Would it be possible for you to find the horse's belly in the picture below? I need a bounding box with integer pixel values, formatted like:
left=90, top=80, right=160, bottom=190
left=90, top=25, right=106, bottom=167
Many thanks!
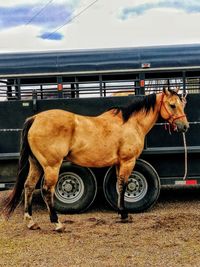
left=66, top=148, right=118, bottom=168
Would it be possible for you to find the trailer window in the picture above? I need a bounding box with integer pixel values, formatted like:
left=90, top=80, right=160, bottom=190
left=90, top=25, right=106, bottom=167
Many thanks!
left=0, top=79, right=7, bottom=101
left=186, top=78, right=200, bottom=93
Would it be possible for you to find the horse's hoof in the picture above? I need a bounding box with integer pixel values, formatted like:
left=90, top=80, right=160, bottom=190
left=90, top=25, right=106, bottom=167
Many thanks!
left=28, top=222, right=41, bottom=230
left=116, top=215, right=133, bottom=224
left=121, top=215, right=133, bottom=223
left=55, top=225, right=65, bottom=233
left=121, top=212, right=128, bottom=220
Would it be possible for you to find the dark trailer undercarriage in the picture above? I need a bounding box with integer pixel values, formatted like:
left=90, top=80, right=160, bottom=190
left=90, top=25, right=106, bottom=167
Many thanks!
left=0, top=43, right=200, bottom=213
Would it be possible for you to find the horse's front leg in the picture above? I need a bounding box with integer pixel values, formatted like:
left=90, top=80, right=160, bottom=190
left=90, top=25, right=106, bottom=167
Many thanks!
left=117, top=158, right=136, bottom=221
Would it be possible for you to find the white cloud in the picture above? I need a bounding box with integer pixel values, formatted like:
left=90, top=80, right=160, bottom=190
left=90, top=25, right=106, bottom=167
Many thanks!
left=0, top=25, right=50, bottom=52
left=56, top=0, right=200, bottom=49
left=0, top=0, right=200, bottom=52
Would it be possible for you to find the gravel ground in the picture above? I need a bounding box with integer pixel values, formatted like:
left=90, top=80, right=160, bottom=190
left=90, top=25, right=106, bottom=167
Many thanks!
left=1, top=187, right=200, bottom=267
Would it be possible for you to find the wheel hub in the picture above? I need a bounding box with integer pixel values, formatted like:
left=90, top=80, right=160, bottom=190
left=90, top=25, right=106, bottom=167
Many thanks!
left=63, top=181, right=73, bottom=193
left=55, top=172, right=84, bottom=204
left=127, top=181, right=138, bottom=191
left=124, top=171, right=148, bottom=203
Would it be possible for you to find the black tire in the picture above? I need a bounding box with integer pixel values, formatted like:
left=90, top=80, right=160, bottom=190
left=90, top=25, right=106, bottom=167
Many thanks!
left=103, top=159, right=160, bottom=213
left=41, top=162, right=97, bottom=214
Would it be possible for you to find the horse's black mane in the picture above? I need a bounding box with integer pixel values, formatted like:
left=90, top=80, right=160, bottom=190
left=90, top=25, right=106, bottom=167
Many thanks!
left=114, top=93, right=157, bottom=122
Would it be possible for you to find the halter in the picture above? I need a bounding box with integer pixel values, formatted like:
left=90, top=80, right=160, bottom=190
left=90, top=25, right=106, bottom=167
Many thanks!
left=159, top=92, right=186, bottom=130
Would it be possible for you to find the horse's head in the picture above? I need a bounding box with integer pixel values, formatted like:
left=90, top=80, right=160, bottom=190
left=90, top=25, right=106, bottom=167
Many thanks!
left=159, top=87, right=189, bottom=133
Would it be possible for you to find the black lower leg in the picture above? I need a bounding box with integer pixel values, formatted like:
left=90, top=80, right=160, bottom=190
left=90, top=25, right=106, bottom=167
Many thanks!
left=42, top=188, right=58, bottom=223
left=24, top=185, right=34, bottom=216
left=42, top=187, right=59, bottom=223
left=118, top=179, right=128, bottom=220
left=49, top=207, right=58, bottom=223
left=25, top=203, right=32, bottom=216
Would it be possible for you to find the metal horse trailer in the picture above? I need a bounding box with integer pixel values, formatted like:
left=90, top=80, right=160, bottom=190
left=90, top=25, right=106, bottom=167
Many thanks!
left=0, top=43, right=200, bottom=213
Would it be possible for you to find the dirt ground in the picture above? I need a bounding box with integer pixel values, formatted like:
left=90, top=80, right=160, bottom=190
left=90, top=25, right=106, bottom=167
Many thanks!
left=1, top=187, right=200, bottom=267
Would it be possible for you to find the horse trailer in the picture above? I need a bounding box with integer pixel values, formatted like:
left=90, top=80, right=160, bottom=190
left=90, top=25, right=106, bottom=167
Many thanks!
left=0, top=43, right=200, bottom=213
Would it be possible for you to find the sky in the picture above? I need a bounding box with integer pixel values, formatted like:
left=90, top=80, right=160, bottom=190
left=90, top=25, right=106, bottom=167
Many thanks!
left=0, top=0, right=200, bottom=52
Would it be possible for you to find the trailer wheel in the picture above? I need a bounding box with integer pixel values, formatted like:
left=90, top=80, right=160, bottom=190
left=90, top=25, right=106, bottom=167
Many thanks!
left=103, top=159, right=160, bottom=213
left=41, top=163, right=97, bottom=214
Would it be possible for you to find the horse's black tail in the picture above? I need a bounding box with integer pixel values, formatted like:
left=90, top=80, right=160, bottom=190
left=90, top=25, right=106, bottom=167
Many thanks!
left=2, top=116, right=35, bottom=218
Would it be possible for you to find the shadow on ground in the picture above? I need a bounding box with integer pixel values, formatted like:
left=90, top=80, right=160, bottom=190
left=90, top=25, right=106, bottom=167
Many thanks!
left=27, top=185, right=200, bottom=212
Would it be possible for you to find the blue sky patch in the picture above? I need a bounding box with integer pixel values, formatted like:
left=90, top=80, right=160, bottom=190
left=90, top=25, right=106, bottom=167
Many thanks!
left=120, top=0, right=200, bottom=20
left=0, top=4, right=73, bottom=28
left=0, top=2, right=76, bottom=40
left=39, top=31, right=64, bottom=40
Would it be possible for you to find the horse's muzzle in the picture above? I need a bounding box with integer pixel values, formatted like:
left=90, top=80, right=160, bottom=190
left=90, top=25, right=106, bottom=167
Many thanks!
left=176, top=122, right=189, bottom=133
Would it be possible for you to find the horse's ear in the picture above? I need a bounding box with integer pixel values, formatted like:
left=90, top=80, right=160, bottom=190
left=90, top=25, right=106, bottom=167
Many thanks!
left=163, top=86, right=170, bottom=96
left=174, top=86, right=180, bottom=93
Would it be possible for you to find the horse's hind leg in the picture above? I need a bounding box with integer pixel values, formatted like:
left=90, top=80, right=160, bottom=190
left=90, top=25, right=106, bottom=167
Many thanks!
left=24, top=157, right=42, bottom=230
left=117, top=158, right=136, bottom=222
left=42, top=163, right=64, bottom=232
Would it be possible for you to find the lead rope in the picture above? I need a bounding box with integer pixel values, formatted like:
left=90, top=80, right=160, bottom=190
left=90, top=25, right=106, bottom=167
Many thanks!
left=182, top=93, right=188, bottom=180
left=162, top=91, right=188, bottom=180
left=182, top=132, right=188, bottom=180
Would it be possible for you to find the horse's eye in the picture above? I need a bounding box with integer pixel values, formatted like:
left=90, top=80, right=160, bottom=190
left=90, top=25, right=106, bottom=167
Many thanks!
left=170, top=104, right=176, bottom=109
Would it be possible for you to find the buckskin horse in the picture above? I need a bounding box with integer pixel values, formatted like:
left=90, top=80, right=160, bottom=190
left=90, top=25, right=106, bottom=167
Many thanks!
left=2, top=87, right=189, bottom=232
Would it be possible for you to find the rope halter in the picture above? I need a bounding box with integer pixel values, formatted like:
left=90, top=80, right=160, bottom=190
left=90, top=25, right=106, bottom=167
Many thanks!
left=159, top=92, right=186, bottom=131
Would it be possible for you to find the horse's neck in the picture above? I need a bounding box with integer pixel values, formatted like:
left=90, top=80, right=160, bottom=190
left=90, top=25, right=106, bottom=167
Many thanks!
left=128, top=93, right=162, bottom=135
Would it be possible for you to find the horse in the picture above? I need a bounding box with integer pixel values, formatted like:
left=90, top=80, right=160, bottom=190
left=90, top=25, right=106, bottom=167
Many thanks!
left=2, top=87, right=189, bottom=232
left=112, top=91, right=134, bottom=96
